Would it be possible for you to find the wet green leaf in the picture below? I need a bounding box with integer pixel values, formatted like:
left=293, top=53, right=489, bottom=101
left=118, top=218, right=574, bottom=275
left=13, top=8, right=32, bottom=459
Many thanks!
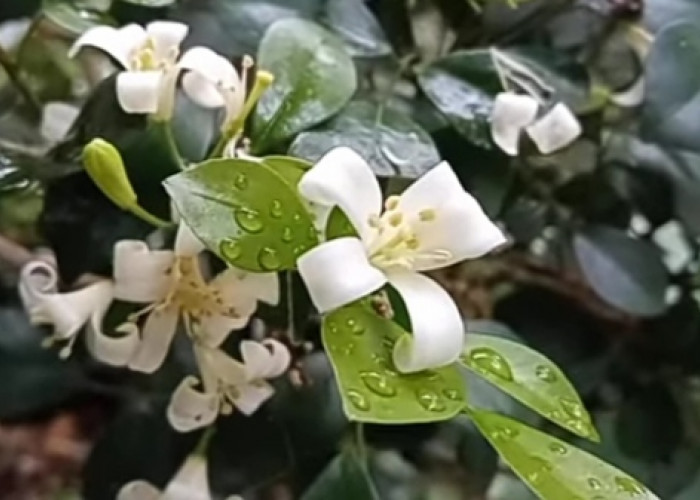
left=323, top=0, right=392, bottom=57
left=462, top=333, right=599, bottom=441
left=252, top=18, right=356, bottom=153
left=469, top=409, right=660, bottom=500
left=262, top=155, right=311, bottom=188
left=165, top=158, right=318, bottom=272
left=42, top=0, right=113, bottom=35
left=323, top=301, right=466, bottom=424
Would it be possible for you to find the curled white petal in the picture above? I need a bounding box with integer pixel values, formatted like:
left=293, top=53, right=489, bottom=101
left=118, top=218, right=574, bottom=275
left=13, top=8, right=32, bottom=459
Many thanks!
left=162, top=454, right=213, bottom=500
left=69, top=24, right=148, bottom=68
left=491, top=93, right=539, bottom=156
left=128, top=305, right=179, bottom=373
left=228, top=269, right=280, bottom=306
left=41, top=102, right=79, bottom=142
left=388, top=271, right=464, bottom=373
left=18, top=261, right=58, bottom=312
left=113, top=240, right=172, bottom=303
left=195, top=344, right=247, bottom=391
left=525, top=102, right=582, bottom=155
left=117, top=480, right=161, bottom=500
left=233, top=381, right=275, bottom=416
left=116, top=71, right=163, bottom=115
left=240, top=339, right=290, bottom=381
left=611, top=77, right=645, bottom=108
left=198, top=313, right=250, bottom=349
left=86, top=304, right=139, bottom=367
left=297, top=237, right=387, bottom=313
left=299, top=147, right=382, bottom=242
left=145, top=21, right=188, bottom=61
left=168, top=376, right=219, bottom=433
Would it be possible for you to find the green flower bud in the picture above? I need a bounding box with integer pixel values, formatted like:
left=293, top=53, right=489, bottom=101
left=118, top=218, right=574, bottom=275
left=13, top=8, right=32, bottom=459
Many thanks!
left=82, top=139, right=137, bottom=210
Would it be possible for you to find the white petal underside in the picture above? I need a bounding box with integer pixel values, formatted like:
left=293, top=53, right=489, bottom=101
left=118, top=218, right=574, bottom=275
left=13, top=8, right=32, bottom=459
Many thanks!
left=167, top=376, right=219, bottom=432
left=117, top=480, right=161, bottom=500
left=69, top=24, right=147, bottom=68
left=127, top=305, right=179, bottom=373
left=116, top=71, right=163, bottom=115
left=525, top=102, right=582, bottom=155
left=490, top=93, right=539, bottom=156
left=113, top=240, right=173, bottom=303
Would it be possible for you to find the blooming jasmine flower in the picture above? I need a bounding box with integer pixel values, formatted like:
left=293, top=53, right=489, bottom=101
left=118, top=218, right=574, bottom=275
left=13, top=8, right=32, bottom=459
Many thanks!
left=295, top=147, right=506, bottom=373
left=490, top=92, right=582, bottom=156
left=114, top=222, right=279, bottom=374
left=69, top=21, right=239, bottom=120
left=117, top=453, right=241, bottom=500
left=167, top=339, right=291, bottom=432
left=18, top=261, right=139, bottom=365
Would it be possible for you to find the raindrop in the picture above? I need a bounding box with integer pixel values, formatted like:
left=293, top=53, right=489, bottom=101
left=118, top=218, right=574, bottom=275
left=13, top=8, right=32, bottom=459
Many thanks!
left=220, top=238, right=242, bottom=262
left=282, top=227, right=294, bottom=243
left=293, top=245, right=306, bottom=257
left=560, top=397, right=585, bottom=419
left=422, top=370, right=441, bottom=381
left=468, top=347, right=514, bottom=381
left=587, top=478, right=604, bottom=491
left=308, top=226, right=318, bottom=239
left=343, top=342, right=355, bottom=355
left=327, top=321, right=338, bottom=334
left=548, top=442, right=567, bottom=455
left=270, top=200, right=283, bottom=218
left=442, top=388, right=462, bottom=401
left=567, top=419, right=593, bottom=438
left=535, top=365, right=557, bottom=383
left=347, top=318, right=365, bottom=336
left=258, top=247, right=281, bottom=270
left=360, top=372, right=397, bottom=397
left=614, top=477, right=646, bottom=495
left=235, top=208, right=264, bottom=233
left=346, top=390, right=370, bottom=411
left=490, top=426, right=519, bottom=441
left=416, top=388, right=446, bottom=412
left=525, top=456, right=552, bottom=485
left=234, top=174, right=248, bottom=190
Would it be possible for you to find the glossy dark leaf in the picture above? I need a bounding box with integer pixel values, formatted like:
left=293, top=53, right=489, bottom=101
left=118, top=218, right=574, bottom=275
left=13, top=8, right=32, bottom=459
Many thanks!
left=322, top=0, right=392, bottom=57
left=301, top=450, right=378, bottom=500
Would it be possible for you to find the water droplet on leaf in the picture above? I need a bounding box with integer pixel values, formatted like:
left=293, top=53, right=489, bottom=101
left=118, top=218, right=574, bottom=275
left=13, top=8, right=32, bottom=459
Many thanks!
left=234, top=174, right=248, bottom=190
left=270, top=200, right=283, bottom=218
left=220, top=238, right=242, bottom=262
left=346, top=318, right=365, bottom=335
left=360, top=372, right=397, bottom=397
left=614, top=477, right=646, bottom=495
left=469, top=347, right=514, bottom=381
left=548, top=442, right=567, bottom=455
left=258, top=247, right=281, bottom=270
left=416, top=389, right=446, bottom=412
left=525, top=456, right=552, bottom=485
left=235, top=208, right=264, bottom=233
left=282, top=227, right=293, bottom=243
left=560, top=397, right=585, bottom=419
left=346, top=390, right=370, bottom=411
left=442, top=388, right=462, bottom=401
left=587, top=478, right=604, bottom=491
left=535, top=365, right=557, bottom=383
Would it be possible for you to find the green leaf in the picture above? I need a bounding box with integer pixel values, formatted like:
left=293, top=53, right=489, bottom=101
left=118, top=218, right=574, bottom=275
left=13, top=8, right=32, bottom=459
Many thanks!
left=262, top=155, right=311, bottom=188
left=642, top=22, right=700, bottom=152
left=325, top=207, right=357, bottom=240
left=302, top=450, right=378, bottom=500
left=252, top=18, right=357, bottom=154
left=469, top=409, right=661, bottom=500
left=323, top=302, right=466, bottom=424
left=42, top=0, right=113, bottom=35
left=323, top=0, right=392, bottom=57
left=461, top=333, right=599, bottom=441
left=289, top=100, right=441, bottom=178
left=164, top=158, right=319, bottom=272
left=573, top=225, right=668, bottom=317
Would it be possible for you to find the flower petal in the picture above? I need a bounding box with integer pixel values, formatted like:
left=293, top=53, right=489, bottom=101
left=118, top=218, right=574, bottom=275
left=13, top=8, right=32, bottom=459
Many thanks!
left=194, top=344, right=247, bottom=391
left=174, top=220, right=206, bottom=256
left=388, top=271, right=464, bottom=373
left=86, top=304, right=139, bottom=367
left=525, top=102, right=582, bottom=155
left=128, top=306, right=179, bottom=373
left=27, top=280, right=114, bottom=342
left=113, top=241, right=173, bottom=303
left=214, top=268, right=279, bottom=306
left=41, top=102, right=79, bottom=142
left=297, top=237, right=387, bottom=313
left=611, top=77, right=645, bottom=108
left=167, top=376, right=219, bottom=432
left=180, top=47, right=242, bottom=113
left=198, top=314, right=250, bottom=349
left=240, top=339, right=290, bottom=380
left=233, top=381, right=275, bottom=416
left=208, top=268, right=259, bottom=317
left=117, top=480, right=161, bottom=500
left=298, top=147, right=382, bottom=242
left=18, top=261, right=58, bottom=312
left=69, top=24, right=147, bottom=68
left=163, top=454, right=212, bottom=500
left=491, top=93, right=539, bottom=156
left=145, top=21, right=188, bottom=61
left=399, top=162, right=507, bottom=270
left=116, top=71, right=163, bottom=115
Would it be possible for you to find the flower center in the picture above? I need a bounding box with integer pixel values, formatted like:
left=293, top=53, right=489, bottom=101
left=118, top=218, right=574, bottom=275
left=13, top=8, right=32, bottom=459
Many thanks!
left=366, top=195, right=452, bottom=270
left=130, top=37, right=177, bottom=71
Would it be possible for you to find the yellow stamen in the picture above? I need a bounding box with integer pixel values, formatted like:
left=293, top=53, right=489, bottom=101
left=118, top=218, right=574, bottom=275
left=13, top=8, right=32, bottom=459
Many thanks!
left=388, top=212, right=403, bottom=227
left=384, top=195, right=400, bottom=211
left=419, top=208, right=437, bottom=222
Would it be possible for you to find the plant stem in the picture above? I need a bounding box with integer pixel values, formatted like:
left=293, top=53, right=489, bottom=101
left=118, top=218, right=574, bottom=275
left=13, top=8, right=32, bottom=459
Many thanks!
left=0, top=43, right=41, bottom=116
left=130, top=204, right=172, bottom=228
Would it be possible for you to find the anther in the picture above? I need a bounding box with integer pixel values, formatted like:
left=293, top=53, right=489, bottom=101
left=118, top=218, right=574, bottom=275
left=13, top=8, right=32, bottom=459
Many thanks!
left=419, top=208, right=437, bottom=222
left=384, top=195, right=400, bottom=211
left=388, top=212, right=403, bottom=227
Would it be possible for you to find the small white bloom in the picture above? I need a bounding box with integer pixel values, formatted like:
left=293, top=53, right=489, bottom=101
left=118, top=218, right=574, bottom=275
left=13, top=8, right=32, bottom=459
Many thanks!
left=296, top=147, right=506, bottom=373
left=167, top=339, right=291, bottom=432
left=117, top=453, right=241, bottom=500
left=69, top=21, right=239, bottom=120
left=114, top=222, right=279, bottom=374
left=41, top=102, right=80, bottom=143
left=491, top=92, right=582, bottom=156
left=18, top=261, right=138, bottom=365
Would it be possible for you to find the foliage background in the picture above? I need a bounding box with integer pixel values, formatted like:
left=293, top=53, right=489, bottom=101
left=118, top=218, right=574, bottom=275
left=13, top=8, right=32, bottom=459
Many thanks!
left=1, top=0, right=700, bottom=498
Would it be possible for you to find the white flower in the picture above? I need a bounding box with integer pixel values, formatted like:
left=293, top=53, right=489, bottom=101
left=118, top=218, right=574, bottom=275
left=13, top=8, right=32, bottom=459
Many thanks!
left=69, top=21, right=240, bottom=119
left=491, top=92, right=582, bottom=156
left=167, top=339, right=291, bottom=432
left=117, top=453, right=241, bottom=500
left=295, top=147, right=506, bottom=373
left=18, top=261, right=139, bottom=365
left=114, top=222, right=279, bottom=374
left=41, top=102, right=80, bottom=143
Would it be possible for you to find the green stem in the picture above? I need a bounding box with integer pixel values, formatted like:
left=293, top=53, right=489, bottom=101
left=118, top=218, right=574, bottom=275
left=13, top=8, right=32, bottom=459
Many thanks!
left=194, top=426, right=216, bottom=457
left=152, top=120, right=185, bottom=170
left=355, top=423, right=367, bottom=461
left=286, top=271, right=296, bottom=342
left=0, top=42, right=41, bottom=116
left=130, top=204, right=172, bottom=228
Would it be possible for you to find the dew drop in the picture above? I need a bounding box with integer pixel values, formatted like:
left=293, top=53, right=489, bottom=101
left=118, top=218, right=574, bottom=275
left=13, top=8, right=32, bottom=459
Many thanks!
left=346, top=318, right=365, bottom=336
left=535, top=365, right=557, bottom=383
left=567, top=419, right=593, bottom=438
left=468, top=347, right=514, bottom=381
left=547, top=442, right=567, bottom=455
left=282, top=226, right=294, bottom=243
left=422, top=370, right=441, bottom=381
left=258, top=247, right=281, bottom=270
left=327, top=321, right=338, bottom=334
left=416, top=388, right=446, bottom=412
left=560, top=397, right=585, bottom=419
left=234, top=174, right=248, bottom=190
left=235, top=208, right=264, bottom=233
left=614, top=477, right=646, bottom=496
left=220, top=238, right=242, bottom=262
left=360, top=372, right=397, bottom=397
left=269, top=200, right=283, bottom=219
left=293, top=245, right=306, bottom=257
left=343, top=342, right=355, bottom=355
left=308, top=226, right=318, bottom=239
left=442, top=388, right=462, bottom=401
left=346, top=390, right=370, bottom=411
left=587, top=478, right=604, bottom=491
left=525, top=456, right=552, bottom=485
left=490, top=426, right=519, bottom=441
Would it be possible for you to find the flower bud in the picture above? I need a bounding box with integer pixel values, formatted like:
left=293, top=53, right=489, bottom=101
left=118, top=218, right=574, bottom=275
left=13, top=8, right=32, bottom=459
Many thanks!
left=82, top=139, right=137, bottom=210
